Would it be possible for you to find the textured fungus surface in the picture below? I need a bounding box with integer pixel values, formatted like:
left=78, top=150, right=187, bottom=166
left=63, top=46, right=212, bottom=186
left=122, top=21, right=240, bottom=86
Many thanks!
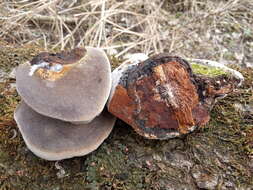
left=16, top=47, right=112, bottom=122
left=108, top=55, right=238, bottom=139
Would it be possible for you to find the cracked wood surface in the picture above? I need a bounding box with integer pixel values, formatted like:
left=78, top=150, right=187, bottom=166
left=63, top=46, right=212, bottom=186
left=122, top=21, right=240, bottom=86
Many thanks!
left=108, top=55, right=211, bottom=139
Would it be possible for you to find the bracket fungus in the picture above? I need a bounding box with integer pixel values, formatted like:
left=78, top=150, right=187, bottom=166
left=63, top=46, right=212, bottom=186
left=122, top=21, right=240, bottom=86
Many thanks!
left=14, top=47, right=115, bottom=160
left=14, top=48, right=244, bottom=160
left=16, top=47, right=112, bottom=123
left=14, top=102, right=115, bottom=161
left=107, top=54, right=243, bottom=139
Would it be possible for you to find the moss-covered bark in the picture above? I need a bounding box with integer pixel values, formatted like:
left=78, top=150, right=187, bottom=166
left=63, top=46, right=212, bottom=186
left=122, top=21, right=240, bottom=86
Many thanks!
left=0, top=44, right=252, bottom=190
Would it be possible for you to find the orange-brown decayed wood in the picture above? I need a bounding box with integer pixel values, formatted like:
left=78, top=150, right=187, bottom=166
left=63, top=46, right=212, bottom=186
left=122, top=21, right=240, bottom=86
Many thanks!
left=108, top=57, right=211, bottom=139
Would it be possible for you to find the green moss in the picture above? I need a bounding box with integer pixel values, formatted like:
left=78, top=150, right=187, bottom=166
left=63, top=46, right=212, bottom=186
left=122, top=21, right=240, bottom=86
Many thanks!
left=0, top=42, right=43, bottom=73
left=191, top=63, right=228, bottom=76
left=108, top=55, right=123, bottom=71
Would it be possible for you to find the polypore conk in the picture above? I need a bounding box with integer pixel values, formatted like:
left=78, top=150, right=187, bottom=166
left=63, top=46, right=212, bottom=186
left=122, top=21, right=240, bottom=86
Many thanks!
left=14, top=102, right=116, bottom=161
left=107, top=54, right=242, bottom=139
left=107, top=54, right=209, bottom=139
left=16, top=47, right=112, bottom=123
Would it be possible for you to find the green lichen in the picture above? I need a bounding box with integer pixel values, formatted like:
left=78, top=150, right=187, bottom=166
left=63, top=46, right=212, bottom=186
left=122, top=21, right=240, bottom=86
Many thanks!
left=191, top=63, right=228, bottom=76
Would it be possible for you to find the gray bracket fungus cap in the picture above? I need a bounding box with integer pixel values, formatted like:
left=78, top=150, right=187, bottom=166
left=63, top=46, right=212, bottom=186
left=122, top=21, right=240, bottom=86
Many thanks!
left=16, top=47, right=112, bottom=123
left=14, top=101, right=116, bottom=161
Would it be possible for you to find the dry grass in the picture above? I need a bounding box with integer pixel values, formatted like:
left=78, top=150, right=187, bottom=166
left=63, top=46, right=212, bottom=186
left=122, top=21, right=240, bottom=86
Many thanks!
left=0, top=0, right=252, bottom=62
